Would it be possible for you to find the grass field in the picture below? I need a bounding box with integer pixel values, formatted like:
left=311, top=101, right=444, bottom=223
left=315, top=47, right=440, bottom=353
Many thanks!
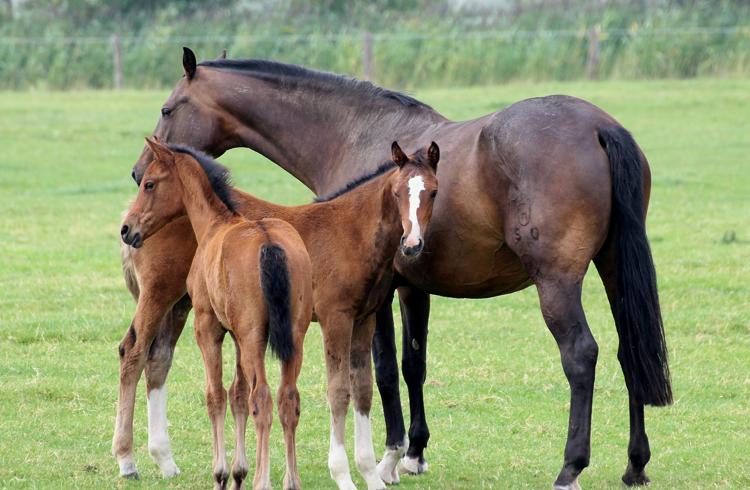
left=0, top=79, right=748, bottom=489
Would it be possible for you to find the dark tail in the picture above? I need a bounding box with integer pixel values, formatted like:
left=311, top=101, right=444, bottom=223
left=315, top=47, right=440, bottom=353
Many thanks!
left=598, top=125, right=673, bottom=406
left=259, top=243, right=294, bottom=362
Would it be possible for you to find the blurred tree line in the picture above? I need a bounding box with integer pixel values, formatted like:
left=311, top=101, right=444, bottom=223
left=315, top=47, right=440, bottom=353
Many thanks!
left=0, top=0, right=748, bottom=89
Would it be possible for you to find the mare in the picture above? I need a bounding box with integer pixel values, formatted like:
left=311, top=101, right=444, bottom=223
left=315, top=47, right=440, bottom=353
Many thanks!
left=116, top=140, right=441, bottom=490
left=121, top=138, right=313, bottom=490
left=121, top=48, right=671, bottom=489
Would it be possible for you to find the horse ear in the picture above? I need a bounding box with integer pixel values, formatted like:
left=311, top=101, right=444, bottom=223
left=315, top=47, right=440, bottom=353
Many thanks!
left=391, top=141, right=408, bottom=168
left=145, top=137, right=173, bottom=164
left=183, top=46, right=197, bottom=80
left=218, top=49, right=227, bottom=59
left=427, top=141, right=440, bottom=170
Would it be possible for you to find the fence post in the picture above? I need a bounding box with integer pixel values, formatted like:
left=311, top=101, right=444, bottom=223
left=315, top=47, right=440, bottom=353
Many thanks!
left=363, top=31, right=374, bottom=81
left=586, top=26, right=600, bottom=80
left=112, top=33, right=123, bottom=90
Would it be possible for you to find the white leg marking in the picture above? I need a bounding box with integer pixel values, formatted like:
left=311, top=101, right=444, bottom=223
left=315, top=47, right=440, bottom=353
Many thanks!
left=553, top=477, right=582, bottom=490
left=354, top=411, right=386, bottom=490
left=376, top=434, right=407, bottom=485
left=147, top=386, right=180, bottom=478
left=404, top=176, right=425, bottom=247
left=328, top=421, right=356, bottom=490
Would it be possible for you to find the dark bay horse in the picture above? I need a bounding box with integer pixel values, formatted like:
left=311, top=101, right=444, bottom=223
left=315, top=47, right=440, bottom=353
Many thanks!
left=120, top=48, right=671, bottom=489
left=122, top=138, right=314, bottom=490
left=116, top=138, right=440, bottom=490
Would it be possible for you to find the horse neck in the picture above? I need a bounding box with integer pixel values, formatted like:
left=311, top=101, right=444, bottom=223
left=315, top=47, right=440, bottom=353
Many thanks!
left=174, top=162, right=234, bottom=243
left=205, top=68, right=447, bottom=196
left=230, top=172, right=402, bottom=253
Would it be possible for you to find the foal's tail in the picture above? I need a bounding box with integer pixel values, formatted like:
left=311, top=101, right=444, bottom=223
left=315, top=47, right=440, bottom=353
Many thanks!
left=259, top=243, right=294, bottom=362
left=598, top=125, right=673, bottom=407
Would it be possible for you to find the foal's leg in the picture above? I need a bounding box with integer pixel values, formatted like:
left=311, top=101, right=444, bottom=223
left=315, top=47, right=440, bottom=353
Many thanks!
left=536, top=276, right=598, bottom=490
left=113, top=292, right=180, bottom=479
left=350, top=315, right=386, bottom=490
left=396, top=286, right=431, bottom=475
left=144, top=294, right=191, bottom=478
left=238, top=330, right=273, bottom=490
left=278, top=340, right=303, bottom=490
left=228, top=336, right=250, bottom=490
left=372, top=289, right=407, bottom=484
left=321, top=313, right=356, bottom=490
left=594, top=247, right=651, bottom=486
left=195, top=310, right=230, bottom=490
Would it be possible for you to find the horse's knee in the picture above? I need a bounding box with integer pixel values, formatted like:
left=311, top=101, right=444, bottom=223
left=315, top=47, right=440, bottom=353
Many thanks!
left=277, top=386, right=300, bottom=421
left=401, top=355, right=426, bottom=385
left=118, top=324, right=137, bottom=359
left=206, top=386, right=227, bottom=414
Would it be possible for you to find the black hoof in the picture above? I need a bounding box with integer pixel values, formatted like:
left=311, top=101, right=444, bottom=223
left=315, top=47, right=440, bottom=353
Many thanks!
left=622, top=466, right=650, bottom=487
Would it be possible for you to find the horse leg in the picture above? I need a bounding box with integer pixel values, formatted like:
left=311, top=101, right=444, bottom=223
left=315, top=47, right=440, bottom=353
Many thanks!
left=535, top=276, right=598, bottom=490
left=238, top=329, right=273, bottom=490
left=278, top=336, right=303, bottom=490
left=195, top=309, right=229, bottom=490
left=228, top=336, right=250, bottom=490
left=372, top=288, right=406, bottom=484
left=321, top=312, right=356, bottom=490
left=594, top=245, right=651, bottom=486
left=397, top=285, right=431, bottom=475
left=144, top=293, right=191, bottom=478
left=350, top=315, right=386, bottom=490
left=112, top=292, right=178, bottom=479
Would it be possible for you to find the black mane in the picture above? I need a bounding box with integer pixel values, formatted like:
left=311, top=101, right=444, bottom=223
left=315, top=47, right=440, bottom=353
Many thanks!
left=314, top=161, right=397, bottom=202
left=198, top=58, right=430, bottom=109
left=168, top=144, right=237, bottom=214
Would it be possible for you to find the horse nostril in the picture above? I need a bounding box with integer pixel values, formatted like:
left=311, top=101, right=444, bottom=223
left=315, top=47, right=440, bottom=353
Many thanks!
left=400, top=236, right=406, bottom=247
left=121, top=225, right=129, bottom=237
left=417, top=238, right=423, bottom=249
left=131, top=169, right=137, bottom=183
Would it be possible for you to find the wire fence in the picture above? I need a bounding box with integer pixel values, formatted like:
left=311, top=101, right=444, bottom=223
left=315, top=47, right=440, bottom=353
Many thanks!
left=1, top=27, right=748, bottom=89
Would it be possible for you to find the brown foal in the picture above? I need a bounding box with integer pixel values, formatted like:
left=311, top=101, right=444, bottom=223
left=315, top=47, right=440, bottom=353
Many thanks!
left=121, top=138, right=313, bottom=490
left=116, top=140, right=440, bottom=490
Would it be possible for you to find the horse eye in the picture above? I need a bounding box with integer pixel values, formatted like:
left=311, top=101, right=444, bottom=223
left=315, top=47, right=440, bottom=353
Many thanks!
left=430, top=190, right=438, bottom=198
left=144, top=181, right=155, bottom=191
left=394, top=191, right=401, bottom=198
left=161, top=107, right=171, bottom=117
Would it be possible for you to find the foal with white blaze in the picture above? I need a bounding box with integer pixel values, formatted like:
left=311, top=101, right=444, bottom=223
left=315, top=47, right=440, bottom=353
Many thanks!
left=121, top=138, right=313, bottom=490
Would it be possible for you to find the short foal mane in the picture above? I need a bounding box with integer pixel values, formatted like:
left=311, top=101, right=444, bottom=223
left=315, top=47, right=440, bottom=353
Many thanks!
left=198, top=58, right=431, bottom=110
left=313, top=161, right=396, bottom=203
left=168, top=144, right=237, bottom=214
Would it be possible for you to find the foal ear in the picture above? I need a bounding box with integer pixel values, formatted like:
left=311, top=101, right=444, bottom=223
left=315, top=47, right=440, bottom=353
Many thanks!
left=391, top=141, right=409, bottom=168
left=145, top=137, right=173, bottom=164
left=183, top=46, right=197, bottom=80
left=218, top=49, right=227, bottom=59
left=427, top=141, right=440, bottom=170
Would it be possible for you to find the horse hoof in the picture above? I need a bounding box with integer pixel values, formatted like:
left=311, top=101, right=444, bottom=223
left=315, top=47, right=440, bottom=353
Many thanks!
left=122, top=471, right=140, bottom=480
left=160, top=461, right=180, bottom=478
left=376, top=459, right=399, bottom=485
left=552, top=477, right=581, bottom=490
left=622, top=468, right=650, bottom=486
left=398, top=456, right=428, bottom=475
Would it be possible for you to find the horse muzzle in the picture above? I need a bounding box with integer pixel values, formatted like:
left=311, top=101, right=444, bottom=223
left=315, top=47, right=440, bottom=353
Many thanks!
left=400, top=236, right=424, bottom=258
left=120, top=224, right=143, bottom=249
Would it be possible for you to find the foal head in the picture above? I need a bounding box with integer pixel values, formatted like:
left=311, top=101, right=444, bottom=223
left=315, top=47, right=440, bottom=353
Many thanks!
left=390, top=141, right=440, bottom=259
left=121, top=138, right=233, bottom=248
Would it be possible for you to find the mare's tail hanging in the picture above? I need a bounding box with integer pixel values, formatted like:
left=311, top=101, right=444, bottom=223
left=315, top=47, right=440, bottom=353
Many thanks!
left=598, top=125, right=672, bottom=406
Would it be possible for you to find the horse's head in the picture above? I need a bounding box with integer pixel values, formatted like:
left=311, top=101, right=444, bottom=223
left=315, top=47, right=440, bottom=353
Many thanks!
left=122, top=139, right=186, bottom=248
left=390, top=141, right=440, bottom=259
left=131, top=47, right=232, bottom=185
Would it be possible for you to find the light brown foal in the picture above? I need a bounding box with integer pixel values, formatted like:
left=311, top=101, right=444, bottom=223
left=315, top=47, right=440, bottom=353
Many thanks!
left=122, top=138, right=313, bottom=490
left=116, top=140, right=439, bottom=490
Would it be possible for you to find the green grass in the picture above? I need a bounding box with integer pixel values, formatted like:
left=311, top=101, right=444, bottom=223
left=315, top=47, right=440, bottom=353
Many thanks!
left=0, top=80, right=748, bottom=489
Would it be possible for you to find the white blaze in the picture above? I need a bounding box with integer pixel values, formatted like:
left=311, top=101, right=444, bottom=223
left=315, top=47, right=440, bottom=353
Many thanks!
left=405, top=175, right=425, bottom=247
